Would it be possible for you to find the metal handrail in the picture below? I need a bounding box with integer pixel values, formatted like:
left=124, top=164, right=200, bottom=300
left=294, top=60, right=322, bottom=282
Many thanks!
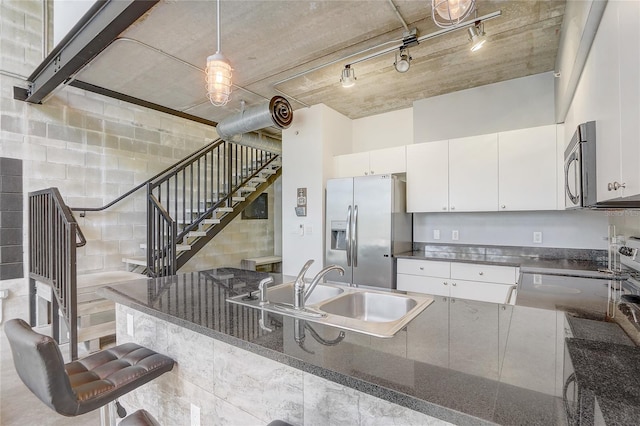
left=69, top=138, right=224, bottom=214
left=28, top=187, right=80, bottom=360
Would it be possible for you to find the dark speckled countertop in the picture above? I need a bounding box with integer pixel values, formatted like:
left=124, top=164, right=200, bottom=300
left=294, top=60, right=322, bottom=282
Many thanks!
left=396, top=243, right=609, bottom=276
left=99, top=267, right=639, bottom=426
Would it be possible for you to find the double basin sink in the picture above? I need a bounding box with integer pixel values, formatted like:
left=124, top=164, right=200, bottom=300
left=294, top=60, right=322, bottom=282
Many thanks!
left=227, top=282, right=434, bottom=338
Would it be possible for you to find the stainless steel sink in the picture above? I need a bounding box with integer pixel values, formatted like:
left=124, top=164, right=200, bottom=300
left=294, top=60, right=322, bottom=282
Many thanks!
left=266, top=282, right=344, bottom=305
left=318, top=291, right=417, bottom=322
left=227, top=282, right=433, bottom=338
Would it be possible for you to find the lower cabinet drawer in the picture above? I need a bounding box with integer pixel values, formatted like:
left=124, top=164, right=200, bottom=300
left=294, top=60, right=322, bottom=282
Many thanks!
left=397, top=274, right=449, bottom=297
left=397, top=259, right=450, bottom=278
left=450, top=262, right=518, bottom=285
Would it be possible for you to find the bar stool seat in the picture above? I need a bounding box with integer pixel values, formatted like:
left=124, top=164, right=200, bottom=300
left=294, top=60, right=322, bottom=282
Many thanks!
left=4, top=318, right=174, bottom=417
left=120, top=409, right=161, bottom=426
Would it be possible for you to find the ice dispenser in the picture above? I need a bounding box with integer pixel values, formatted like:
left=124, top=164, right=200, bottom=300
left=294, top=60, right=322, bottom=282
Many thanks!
left=330, top=220, right=348, bottom=250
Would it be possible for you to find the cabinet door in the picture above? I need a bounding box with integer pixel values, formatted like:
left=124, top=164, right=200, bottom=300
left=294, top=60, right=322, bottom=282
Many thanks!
left=406, top=140, right=449, bottom=212
left=397, top=274, right=449, bottom=297
left=619, top=0, right=640, bottom=199
left=449, top=134, right=499, bottom=212
left=498, top=125, right=557, bottom=211
left=369, top=146, right=406, bottom=175
left=450, top=279, right=514, bottom=305
left=397, top=259, right=450, bottom=278
left=333, top=152, right=370, bottom=178
left=590, top=1, right=622, bottom=202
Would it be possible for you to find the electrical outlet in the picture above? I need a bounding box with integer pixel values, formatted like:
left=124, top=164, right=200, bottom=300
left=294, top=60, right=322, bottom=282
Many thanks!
left=126, top=313, right=134, bottom=337
left=0, top=289, right=8, bottom=299
left=190, top=403, right=201, bottom=426
left=533, top=274, right=542, bottom=285
left=452, top=230, right=459, bottom=241
left=433, top=229, right=440, bottom=240
left=533, top=232, right=543, bottom=244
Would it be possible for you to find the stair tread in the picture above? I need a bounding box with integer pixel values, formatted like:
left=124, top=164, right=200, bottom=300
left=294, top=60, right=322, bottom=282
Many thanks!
left=188, top=231, right=207, bottom=237
left=239, top=186, right=257, bottom=192
left=215, top=207, right=233, bottom=213
left=122, top=256, right=146, bottom=266
left=202, top=218, right=221, bottom=224
left=78, top=299, right=115, bottom=316
left=140, top=243, right=191, bottom=251
left=78, top=321, right=116, bottom=342
left=232, top=197, right=246, bottom=202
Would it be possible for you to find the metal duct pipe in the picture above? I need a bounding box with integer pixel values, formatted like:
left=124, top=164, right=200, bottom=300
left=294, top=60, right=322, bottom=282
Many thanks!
left=216, top=96, right=293, bottom=154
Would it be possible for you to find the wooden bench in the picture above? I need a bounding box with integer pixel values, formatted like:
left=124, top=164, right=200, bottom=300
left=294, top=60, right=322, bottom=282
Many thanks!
left=241, top=256, right=282, bottom=273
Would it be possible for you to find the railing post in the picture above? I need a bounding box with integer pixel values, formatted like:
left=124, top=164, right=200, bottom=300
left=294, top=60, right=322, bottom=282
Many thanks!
left=227, top=143, right=233, bottom=208
left=146, top=182, right=154, bottom=277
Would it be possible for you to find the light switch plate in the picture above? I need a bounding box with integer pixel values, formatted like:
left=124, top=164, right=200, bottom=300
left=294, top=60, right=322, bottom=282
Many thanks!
left=433, top=230, right=440, bottom=240
left=533, top=232, right=543, bottom=244
left=452, top=230, right=459, bottom=241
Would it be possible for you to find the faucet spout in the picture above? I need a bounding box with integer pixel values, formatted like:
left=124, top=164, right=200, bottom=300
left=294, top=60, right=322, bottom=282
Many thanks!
left=294, top=263, right=345, bottom=309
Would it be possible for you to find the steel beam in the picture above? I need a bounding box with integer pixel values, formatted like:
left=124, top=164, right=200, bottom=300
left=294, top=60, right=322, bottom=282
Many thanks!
left=70, top=80, right=218, bottom=127
left=14, top=0, right=159, bottom=104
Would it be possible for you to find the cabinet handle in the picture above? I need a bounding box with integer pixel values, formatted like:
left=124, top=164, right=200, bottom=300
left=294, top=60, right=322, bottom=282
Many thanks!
left=501, top=205, right=506, bottom=209
left=613, top=181, right=626, bottom=191
left=442, top=206, right=447, bottom=210
left=608, top=182, right=613, bottom=191
left=419, top=267, right=424, bottom=270
left=371, top=170, right=375, bottom=175
left=452, top=282, right=457, bottom=286
left=451, top=206, right=455, bottom=210
left=444, top=282, right=448, bottom=286
left=479, top=272, right=484, bottom=275
left=364, top=171, right=368, bottom=176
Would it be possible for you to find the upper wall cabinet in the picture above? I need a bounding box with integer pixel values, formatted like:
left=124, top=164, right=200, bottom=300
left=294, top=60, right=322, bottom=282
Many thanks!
left=407, top=140, right=449, bottom=212
left=406, top=125, right=558, bottom=213
left=333, top=146, right=406, bottom=178
left=498, top=125, right=558, bottom=211
left=449, top=134, right=499, bottom=212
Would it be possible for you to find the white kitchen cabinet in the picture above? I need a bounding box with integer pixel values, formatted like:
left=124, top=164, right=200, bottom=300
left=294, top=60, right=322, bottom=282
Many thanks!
left=333, top=146, right=405, bottom=178
left=406, top=140, right=449, bottom=212
left=448, top=133, right=499, bottom=212
left=498, top=125, right=558, bottom=211
left=397, top=258, right=517, bottom=305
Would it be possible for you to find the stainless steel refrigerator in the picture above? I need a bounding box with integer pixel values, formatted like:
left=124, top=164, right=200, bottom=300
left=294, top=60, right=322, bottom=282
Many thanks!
left=325, top=174, right=412, bottom=289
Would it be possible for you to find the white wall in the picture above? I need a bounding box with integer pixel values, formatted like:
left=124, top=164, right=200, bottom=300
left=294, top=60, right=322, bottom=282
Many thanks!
left=413, top=72, right=556, bottom=143
left=281, top=104, right=352, bottom=276
left=414, top=210, right=608, bottom=249
left=352, top=108, right=412, bottom=152
left=53, top=0, right=94, bottom=46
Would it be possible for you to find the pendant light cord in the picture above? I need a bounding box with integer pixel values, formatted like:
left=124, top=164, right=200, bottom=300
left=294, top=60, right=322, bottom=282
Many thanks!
left=216, top=0, right=221, bottom=54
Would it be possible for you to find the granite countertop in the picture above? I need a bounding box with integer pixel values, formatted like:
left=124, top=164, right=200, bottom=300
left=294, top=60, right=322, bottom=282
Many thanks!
left=99, top=268, right=639, bottom=426
left=395, top=244, right=609, bottom=276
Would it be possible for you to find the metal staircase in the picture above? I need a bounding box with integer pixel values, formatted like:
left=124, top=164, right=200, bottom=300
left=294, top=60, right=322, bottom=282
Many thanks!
left=28, top=138, right=281, bottom=360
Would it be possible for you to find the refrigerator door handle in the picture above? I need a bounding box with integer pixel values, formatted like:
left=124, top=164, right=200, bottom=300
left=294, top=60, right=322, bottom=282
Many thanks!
left=346, top=205, right=352, bottom=267
left=353, top=205, right=358, bottom=267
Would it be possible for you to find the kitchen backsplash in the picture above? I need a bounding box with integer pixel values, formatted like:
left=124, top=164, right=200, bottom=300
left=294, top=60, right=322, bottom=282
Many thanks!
left=414, top=210, right=609, bottom=249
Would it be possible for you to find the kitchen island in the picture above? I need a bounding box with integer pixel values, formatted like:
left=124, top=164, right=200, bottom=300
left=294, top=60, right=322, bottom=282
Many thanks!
left=99, top=267, right=636, bottom=425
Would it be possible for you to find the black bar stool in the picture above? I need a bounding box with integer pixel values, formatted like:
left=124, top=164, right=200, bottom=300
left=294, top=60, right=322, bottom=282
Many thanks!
left=4, top=318, right=174, bottom=425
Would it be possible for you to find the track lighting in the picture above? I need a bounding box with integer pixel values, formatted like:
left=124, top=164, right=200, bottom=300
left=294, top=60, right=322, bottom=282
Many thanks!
left=394, top=48, right=412, bottom=73
left=340, top=65, right=356, bottom=88
left=468, top=22, right=486, bottom=52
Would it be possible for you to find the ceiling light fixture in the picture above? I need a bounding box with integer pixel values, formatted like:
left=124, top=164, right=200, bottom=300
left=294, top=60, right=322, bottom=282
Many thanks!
left=468, top=21, right=486, bottom=51
left=432, top=0, right=476, bottom=28
left=205, top=0, right=232, bottom=106
left=394, top=48, right=412, bottom=73
left=340, top=65, right=356, bottom=88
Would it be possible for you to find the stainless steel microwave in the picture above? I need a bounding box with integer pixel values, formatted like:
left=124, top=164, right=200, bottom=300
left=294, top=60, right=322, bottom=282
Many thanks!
left=564, top=121, right=597, bottom=209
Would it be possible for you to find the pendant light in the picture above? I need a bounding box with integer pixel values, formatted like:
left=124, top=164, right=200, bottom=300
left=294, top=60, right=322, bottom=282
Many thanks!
left=432, top=0, right=476, bottom=28
left=205, top=0, right=232, bottom=106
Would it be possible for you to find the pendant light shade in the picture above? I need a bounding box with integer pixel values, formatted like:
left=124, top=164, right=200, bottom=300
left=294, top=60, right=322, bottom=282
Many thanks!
left=206, top=0, right=232, bottom=106
left=206, top=52, right=232, bottom=106
left=432, top=0, right=476, bottom=28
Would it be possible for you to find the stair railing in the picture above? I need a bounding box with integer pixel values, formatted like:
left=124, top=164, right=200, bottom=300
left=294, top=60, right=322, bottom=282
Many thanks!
left=146, top=140, right=279, bottom=277
left=28, top=187, right=86, bottom=361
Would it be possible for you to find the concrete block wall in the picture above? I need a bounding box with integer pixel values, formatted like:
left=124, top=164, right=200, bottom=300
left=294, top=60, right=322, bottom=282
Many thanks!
left=0, top=158, right=23, bottom=280
left=0, top=1, right=277, bottom=315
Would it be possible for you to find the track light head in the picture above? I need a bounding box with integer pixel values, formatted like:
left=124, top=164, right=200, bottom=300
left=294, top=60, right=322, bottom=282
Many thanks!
left=340, top=65, right=356, bottom=88
left=394, top=48, right=412, bottom=73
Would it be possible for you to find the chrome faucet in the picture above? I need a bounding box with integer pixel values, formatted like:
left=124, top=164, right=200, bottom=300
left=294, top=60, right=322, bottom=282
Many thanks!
left=258, top=276, right=275, bottom=305
left=294, top=261, right=345, bottom=309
